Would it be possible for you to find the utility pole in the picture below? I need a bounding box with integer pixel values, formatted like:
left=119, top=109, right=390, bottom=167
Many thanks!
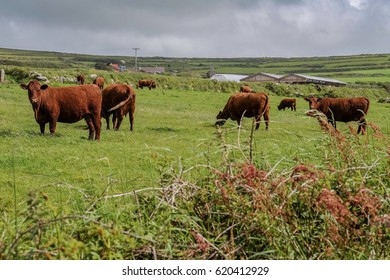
left=133, top=47, right=140, bottom=71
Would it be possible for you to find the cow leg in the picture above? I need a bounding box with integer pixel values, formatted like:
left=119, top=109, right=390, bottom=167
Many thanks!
left=39, top=123, right=45, bottom=134
left=358, top=118, right=366, bottom=135
left=263, top=110, right=269, bottom=130
left=105, top=114, right=111, bottom=130
left=255, top=116, right=261, bottom=130
left=328, top=119, right=336, bottom=129
left=102, top=110, right=110, bottom=130
left=84, top=116, right=95, bottom=140
left=112, top=112, right=118, bottom=130
left=49, top=120, right=57, bottom=136
left=114, top=112, right=124, bottom=130
left=105, top=116, right=110, bottom=130
left=91, top=116, right=101, bottom=141
left=129, top=111, right=134, bottom=131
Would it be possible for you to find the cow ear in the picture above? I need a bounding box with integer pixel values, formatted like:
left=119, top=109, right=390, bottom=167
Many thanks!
left=317, top=98, right=322, bottom=102
left=20, top=84, right=27, bottom=90
left=40, top=84, right=49, bottom=90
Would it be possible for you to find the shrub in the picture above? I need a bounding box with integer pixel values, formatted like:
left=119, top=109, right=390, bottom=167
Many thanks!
left=4, top=67, right=30, bottom=83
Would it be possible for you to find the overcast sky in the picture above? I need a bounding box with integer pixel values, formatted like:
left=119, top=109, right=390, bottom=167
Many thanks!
left=1, top=0, right=389, bottom=58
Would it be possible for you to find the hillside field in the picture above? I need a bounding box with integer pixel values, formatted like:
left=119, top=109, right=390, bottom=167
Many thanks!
left=2, top=48, right=390, bottom=83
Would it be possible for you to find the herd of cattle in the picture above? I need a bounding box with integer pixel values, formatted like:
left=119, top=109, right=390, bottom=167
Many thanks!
left=18, top=78, right=370, bottom=140
left=216, top=85, right=369, bottom=134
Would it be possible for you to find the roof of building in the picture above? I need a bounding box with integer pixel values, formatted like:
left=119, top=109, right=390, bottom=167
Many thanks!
left=210, top=74, right=249, bottom=82
left=240, top=72, right=283, bottom=81
left=280, top=73, right=347, bottom=85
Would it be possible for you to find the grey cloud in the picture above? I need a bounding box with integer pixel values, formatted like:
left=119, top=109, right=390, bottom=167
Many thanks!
left=1, top=0, right=390, bottom=57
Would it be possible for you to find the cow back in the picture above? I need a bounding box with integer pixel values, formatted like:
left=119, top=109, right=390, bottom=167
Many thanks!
left=41, top=84, right=101, bottom=123
left=318, top=97, right=369, bottom=122
left=240, top=85, right=252, bottom=93
left=226, top=92, right=269, bottom=121
left=101, top=84, right=136, bottom=116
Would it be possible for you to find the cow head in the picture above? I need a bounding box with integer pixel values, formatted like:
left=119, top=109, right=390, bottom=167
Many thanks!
left=215, top=111, right=227, bottom=127
left=20, top=80, right=48, bottom=105
left=304, top=96, right=322, bottom=110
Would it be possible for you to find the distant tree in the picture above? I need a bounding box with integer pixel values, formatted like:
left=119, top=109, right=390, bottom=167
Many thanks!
left=95, top=63, right=111, bottom=71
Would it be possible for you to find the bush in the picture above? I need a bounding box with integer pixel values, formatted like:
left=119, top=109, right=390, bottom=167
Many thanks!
left=4, top=67, right=30, bottom=83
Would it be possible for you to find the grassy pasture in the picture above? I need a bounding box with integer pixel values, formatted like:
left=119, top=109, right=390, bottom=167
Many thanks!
left=0, top=80, right=389, bottom=259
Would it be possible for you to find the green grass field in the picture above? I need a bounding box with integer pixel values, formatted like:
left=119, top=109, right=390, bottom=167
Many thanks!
left=1, top=80, right=389, bottom=259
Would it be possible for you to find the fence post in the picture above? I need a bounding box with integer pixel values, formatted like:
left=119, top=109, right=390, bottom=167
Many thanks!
left=0, top=69, right=4, bottom=83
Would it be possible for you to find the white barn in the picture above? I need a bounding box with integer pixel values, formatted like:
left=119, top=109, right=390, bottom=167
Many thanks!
left=210, top=74, right=248, bottom=82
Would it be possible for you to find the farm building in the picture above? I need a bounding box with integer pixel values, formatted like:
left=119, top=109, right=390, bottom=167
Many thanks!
left=279, top=74, right=346, bottom=86
left=211, top=72, right=346, bottom=86
left=240, top=72, right=283, bottom=83
left=210, top=74, right=248, bottom=82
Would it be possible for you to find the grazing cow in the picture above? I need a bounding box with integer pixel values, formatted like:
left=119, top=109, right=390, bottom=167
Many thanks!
left=20, top=80, right=102, bottom=140
left=136, top=79, right=156, bottom=90
left=101, top=84, right=136, bottom=131
left=304, top=96, right=370, bottom=134
left=93, top=76, right=105, bottom=90
left=239, top=85, right=253, bottom=93
left=76, top=74, right=85, bottom=85
left=216, top=92, right=270, bottom=130
left=278, top=98, right=296, bottom=111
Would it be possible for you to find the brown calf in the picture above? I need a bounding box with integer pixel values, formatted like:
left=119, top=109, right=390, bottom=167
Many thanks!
left=278, top=98, right=296, bottom=111
left=93, top=76, right=105, bottom=90
left=239, top=85, right=253, bottom=93
left=76, top=74, right=85, bottom=85
left=136, top=79, right=156, bottom=90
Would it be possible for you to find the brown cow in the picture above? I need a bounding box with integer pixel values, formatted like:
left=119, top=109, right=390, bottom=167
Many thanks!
left=20, top=80, right=102, bottom=140
left=136, top=79, right=156, bottom=90
left=216, top=92, right=270, bottom=130
left=304, top=96, right=370, bottom=134
left=278, top=98, right=296, bottom=111
left=76, top=74, right=85, bottom=85
left=101, top=84, right=136, bottom=131
left=93, top=76, right=105, bottom=90
left=239, top=85, right=253, bottom=93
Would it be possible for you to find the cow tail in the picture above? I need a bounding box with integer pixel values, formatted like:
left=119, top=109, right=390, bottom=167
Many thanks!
left=365, top=98, right=370, bottom=114
left=107, top=89, right=133, bottom=112
left=262, top=93, right=270, bottom=116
